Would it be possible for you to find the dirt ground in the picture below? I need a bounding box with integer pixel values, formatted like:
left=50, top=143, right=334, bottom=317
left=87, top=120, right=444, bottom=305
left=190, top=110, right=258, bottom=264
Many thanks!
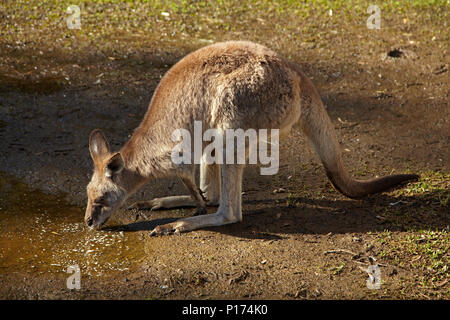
left=0, top=1, right=448, bottom=299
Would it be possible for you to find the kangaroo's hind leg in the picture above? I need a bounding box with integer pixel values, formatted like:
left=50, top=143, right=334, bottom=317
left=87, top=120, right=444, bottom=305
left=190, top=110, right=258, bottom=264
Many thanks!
left=149, top=164, right=244, bottom=236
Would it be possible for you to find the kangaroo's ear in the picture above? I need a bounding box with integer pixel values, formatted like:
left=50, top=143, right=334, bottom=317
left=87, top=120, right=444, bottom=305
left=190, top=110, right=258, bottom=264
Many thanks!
left=105, top=152, right=124, bottom=177
left=89, top=129, right=110, bottom=162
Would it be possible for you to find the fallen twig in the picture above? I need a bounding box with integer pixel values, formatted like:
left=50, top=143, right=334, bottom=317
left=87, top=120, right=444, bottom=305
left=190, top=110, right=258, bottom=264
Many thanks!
left=324, top=249, right=357, bottom=256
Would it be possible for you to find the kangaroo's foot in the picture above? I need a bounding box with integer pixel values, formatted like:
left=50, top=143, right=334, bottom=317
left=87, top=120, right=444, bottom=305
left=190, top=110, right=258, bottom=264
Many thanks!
left=149, top=164, right=244, bottom=236
left=149, top=208, right=240, bottom=236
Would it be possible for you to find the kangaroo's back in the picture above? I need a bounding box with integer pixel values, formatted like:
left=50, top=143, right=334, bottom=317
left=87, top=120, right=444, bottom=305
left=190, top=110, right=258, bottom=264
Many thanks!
left=136, top=41, right=301, bottom=135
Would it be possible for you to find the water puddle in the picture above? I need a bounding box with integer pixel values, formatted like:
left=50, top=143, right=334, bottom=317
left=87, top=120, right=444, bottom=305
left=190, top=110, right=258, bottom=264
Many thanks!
left=0, top=173, right=145, bottom=279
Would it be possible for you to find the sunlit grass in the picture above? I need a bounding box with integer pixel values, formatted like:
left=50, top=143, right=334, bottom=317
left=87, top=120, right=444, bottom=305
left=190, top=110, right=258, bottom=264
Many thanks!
left=375, top=228, right=448, bottom=297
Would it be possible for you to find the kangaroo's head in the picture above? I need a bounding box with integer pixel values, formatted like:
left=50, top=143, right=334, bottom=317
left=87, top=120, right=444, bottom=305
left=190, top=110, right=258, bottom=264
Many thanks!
left=85, top=129, right=127, bottom=230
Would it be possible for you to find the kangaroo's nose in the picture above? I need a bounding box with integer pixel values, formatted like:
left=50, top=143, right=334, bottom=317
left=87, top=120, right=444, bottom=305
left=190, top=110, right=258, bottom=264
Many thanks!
left=85, top=217, right=93, bottom=227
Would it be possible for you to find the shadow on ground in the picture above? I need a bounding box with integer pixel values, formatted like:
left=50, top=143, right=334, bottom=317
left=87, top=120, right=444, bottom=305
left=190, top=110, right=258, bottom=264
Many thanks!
left=114, top=188, right=448, bottom=239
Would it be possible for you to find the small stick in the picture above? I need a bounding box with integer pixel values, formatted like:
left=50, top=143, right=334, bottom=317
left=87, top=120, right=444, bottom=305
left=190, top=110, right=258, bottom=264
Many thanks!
left=324, top=249, right=357, bottom=256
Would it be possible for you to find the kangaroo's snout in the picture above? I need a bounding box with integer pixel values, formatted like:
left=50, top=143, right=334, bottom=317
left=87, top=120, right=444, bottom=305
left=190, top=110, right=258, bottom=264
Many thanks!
left=85, top=203, right=106, bottom=229
left=85, top=216, right=93, bottom=227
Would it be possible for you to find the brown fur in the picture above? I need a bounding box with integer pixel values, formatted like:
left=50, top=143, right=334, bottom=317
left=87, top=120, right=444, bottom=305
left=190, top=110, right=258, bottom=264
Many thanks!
left=85, top=41, right=418, bottom=233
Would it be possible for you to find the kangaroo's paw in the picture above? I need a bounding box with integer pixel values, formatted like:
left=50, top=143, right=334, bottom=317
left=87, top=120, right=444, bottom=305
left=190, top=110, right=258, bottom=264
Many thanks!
left=129, top=195, right=197, bottom=211
left=128, top=199, right=163, bottom=211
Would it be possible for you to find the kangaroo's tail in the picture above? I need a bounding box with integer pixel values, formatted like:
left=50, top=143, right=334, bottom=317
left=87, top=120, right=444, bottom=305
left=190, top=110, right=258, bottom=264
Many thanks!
left=296, top=72, right=418, bottom=199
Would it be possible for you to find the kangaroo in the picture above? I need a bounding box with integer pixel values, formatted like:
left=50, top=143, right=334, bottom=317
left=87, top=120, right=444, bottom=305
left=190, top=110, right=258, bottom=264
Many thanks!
left=85, top=41, right=418, bottom=235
